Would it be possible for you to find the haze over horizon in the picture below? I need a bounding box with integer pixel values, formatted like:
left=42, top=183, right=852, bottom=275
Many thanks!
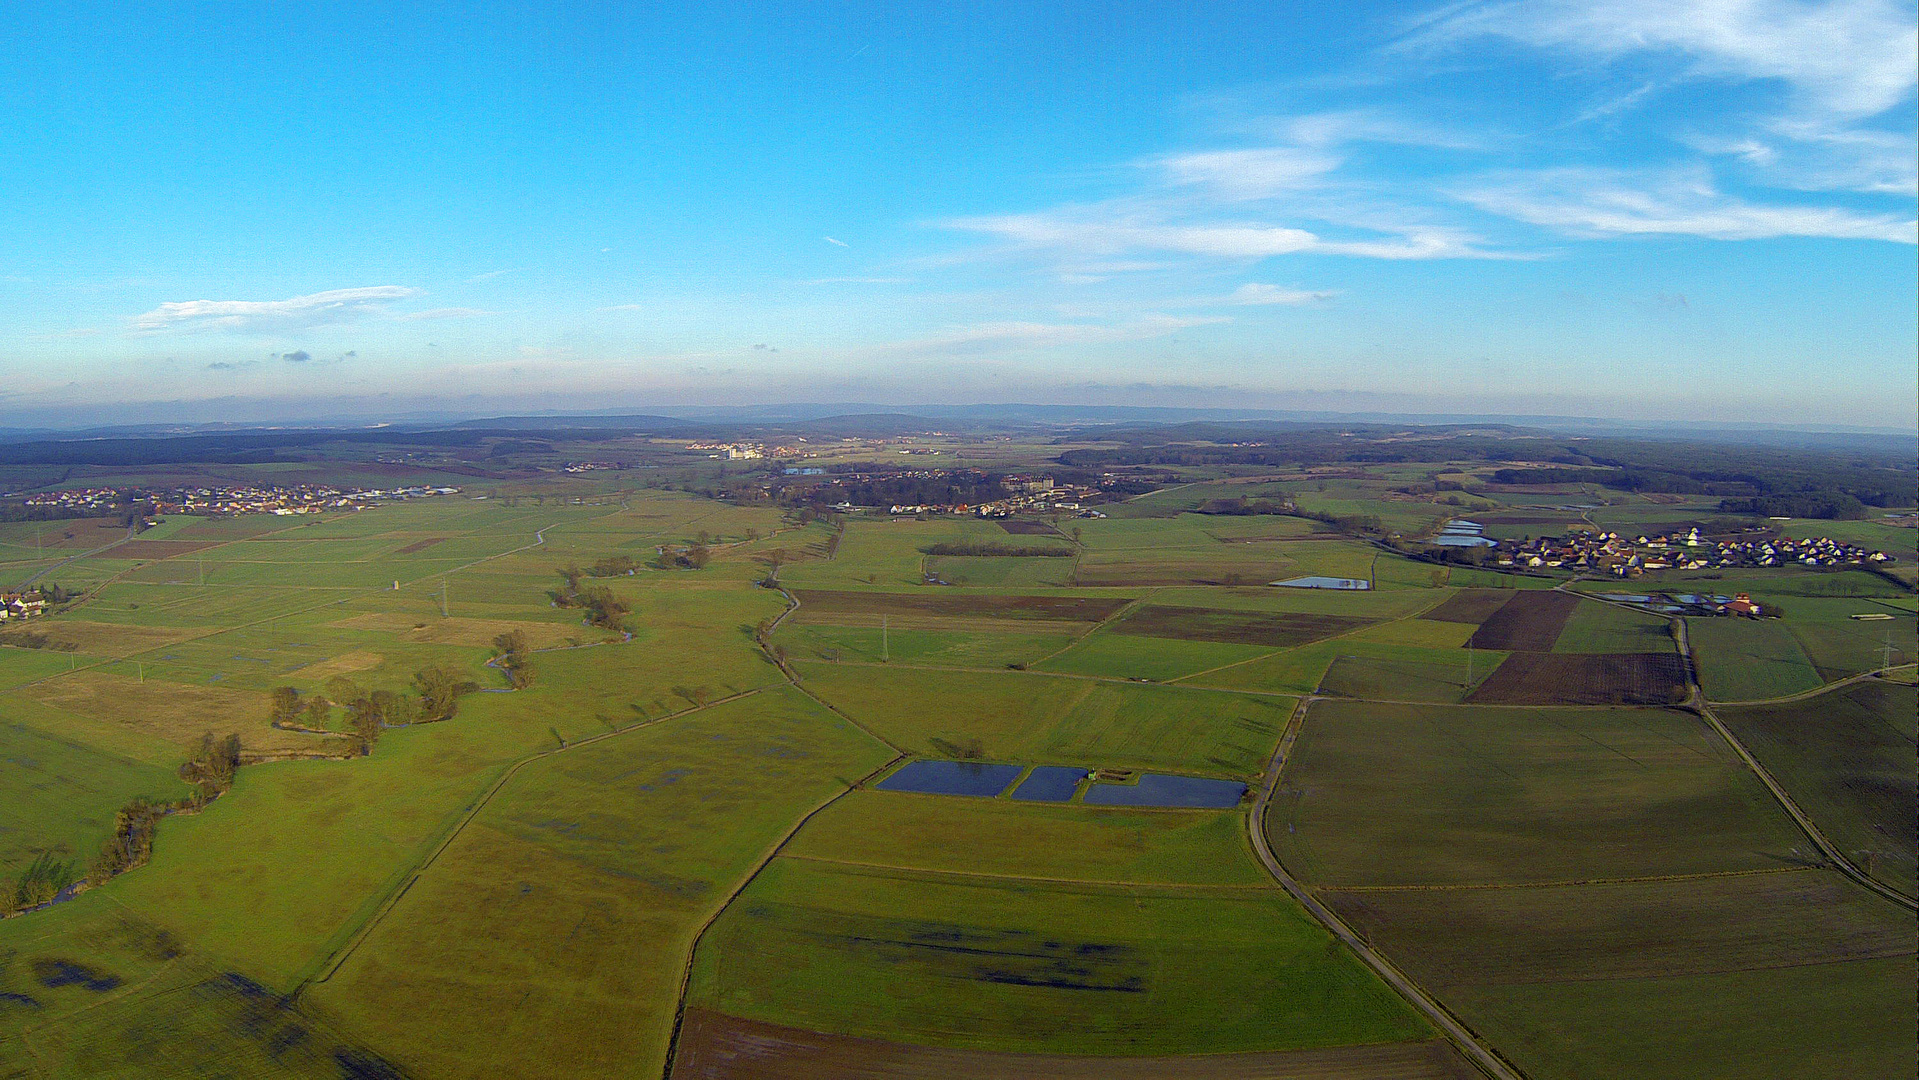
left=4, top=1, right=1915, bottom=428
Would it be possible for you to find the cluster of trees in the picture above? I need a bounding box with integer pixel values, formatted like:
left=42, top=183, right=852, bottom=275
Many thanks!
left=658, top=544, right=710, bottom=569
left=1718, top=494, right=1869, bottom=520
left=921, top=541, right=1074, bottom=558
left=585, top=554, right=640, bottom=576
left=8, top=853, right=77, bottom=913
left=1193, top=497, right=1293, bottom=516
left=85, top=744, right=241, bottom=891
left=178, top=732, right=242, bottom=795
left=493, top=630, right=536, bottom=689
left=553, top=567, right=635, bottom=629
left=271, top=668, right=481, bottom=755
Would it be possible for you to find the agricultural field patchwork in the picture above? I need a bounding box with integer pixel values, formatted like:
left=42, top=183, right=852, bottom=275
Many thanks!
left=2, top=447, right=1912, bottom=1080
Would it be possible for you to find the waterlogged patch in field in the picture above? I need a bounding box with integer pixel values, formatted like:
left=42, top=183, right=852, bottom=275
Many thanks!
left=687, top=858, right=1432, bottom=1055
left=1270, top=702, right=1804, bottom=887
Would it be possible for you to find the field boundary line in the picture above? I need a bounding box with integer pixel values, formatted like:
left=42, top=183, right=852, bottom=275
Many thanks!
left=1025, top=588, right=1163, bottom=667
left=1708, top=664, right=1916, bottom=707
left=1165, top=607, right=1447, bottom=688
left=660, top=748, right=906, bottom=1080
left=776, top=852, right=1280, bottom=892
left=797, top=655, right=1305, bottom=703
left=293, top=683, right=773, bottom=995
left=1246, top=697, right=1529, bottom=1080
left=1674, top=622, right=1918, bottom=911
left=1323, top=865, right=1822, bottom=893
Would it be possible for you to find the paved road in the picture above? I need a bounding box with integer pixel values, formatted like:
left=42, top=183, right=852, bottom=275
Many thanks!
left=1246, top=697, right=1526, bottom=1080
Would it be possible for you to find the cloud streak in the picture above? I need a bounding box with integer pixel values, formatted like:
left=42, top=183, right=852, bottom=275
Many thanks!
left=1457, top=167, right=1918, bottom=242
left=133, top=286, right=422, bottom=334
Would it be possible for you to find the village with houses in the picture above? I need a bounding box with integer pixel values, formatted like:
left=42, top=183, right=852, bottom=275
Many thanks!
left=1461, top=524, right=1900, bottom=577
left=14, top=482, right=463, bottom=522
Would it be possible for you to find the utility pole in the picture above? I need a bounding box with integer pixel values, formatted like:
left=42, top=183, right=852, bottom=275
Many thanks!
left=1880, top=632, right=1897, bottom=671
left=440, top=577, right=449, bottom=618
left=136, top=661, right=144, bottom=683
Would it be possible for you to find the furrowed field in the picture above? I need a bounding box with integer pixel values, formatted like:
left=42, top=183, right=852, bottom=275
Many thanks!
left=1, top=459, right=1912, bottom=1080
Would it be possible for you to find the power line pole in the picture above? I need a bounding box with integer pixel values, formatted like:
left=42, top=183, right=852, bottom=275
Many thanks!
left=440, top=576, right=449, bottom=618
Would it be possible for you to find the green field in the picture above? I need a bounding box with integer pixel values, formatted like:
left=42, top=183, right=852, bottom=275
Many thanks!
left=1687, top=616, right=1826, bottom=700
left=1717, top=680, right=1918, bottom=895
left=1270, top=701, right=1805, bottom=886
left=798, top=664, right=1292, bottom=776
left=687, top=857, right=1430, bottom=1055
left=3, top=452, right=1912, bottom=1078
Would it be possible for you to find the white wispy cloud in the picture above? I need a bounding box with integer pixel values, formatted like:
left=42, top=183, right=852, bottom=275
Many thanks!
left=1221, top=283, right=1335, bottom=305
left=467, top=268, right=523, bottom=282
left=822, top=236, right=850, bottom=247
left=1456, top=166, right=1918, bottom=241
left=398, top=307, right=496, bottom=320
left=132, top=286, right=423, bottom=334
left=1407, top=0, right=1916, bottom=121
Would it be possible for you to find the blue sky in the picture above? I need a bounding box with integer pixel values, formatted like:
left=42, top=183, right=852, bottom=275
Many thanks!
left=2, top=1, right=1913, bottom=427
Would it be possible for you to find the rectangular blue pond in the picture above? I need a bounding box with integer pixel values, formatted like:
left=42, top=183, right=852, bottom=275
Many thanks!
left=1083, top=774, right=1247, bottom=808
left=1009, top=766, right=1087, bottom=802
left=1433, top=536, right=1497, bottom=547
left=1271, top=576, right=1371, bottom=590
left=876, top=760, right=1023, bottom=797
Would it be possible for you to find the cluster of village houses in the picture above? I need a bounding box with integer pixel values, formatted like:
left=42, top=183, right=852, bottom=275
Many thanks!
left=15, top=483, right=465, bottom=521
left=0, top=592, right=48, bottom=621
left=881, top=478, right=1107, bottom=518
left=1490, top=527, right=1897, bottom=576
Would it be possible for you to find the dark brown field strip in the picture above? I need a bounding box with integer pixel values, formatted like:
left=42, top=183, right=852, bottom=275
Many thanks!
left=788, top=589, right=1131, bottom=622
left=671, top=1009, right=1481, bottom=1079
left=393, top=536, right=449, bottom=554
left=999, top=520, right=1063, bottom=536
left=1464, top=590, right=1580, bottom=651
left=1465, top=652, right=1688, bottom=705
left=1114, top=605, right=1371, bottom=648
left=1417, top=590, right=1515, bottom=626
